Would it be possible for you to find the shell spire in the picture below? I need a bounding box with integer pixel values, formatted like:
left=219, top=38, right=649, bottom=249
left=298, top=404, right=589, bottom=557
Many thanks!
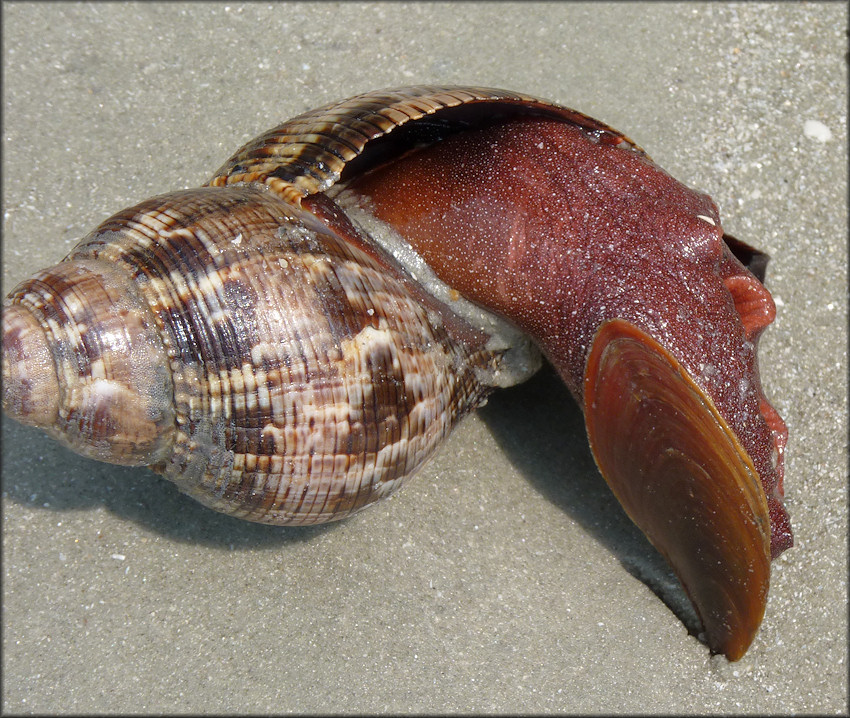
left=3, top=304, right=60, bottom=428
left=3, top=258, right=176, bottom=465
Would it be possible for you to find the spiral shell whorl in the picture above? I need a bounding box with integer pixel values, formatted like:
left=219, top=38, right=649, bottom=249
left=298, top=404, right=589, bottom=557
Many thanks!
left=8, top=185, right=500, bottom=524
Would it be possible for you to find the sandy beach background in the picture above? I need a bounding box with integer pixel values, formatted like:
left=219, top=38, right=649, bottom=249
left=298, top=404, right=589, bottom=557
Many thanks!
left=2, top=2, right=847, bottom=713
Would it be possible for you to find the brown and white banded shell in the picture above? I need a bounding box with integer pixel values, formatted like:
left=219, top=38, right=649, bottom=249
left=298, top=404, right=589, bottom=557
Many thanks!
left=3, top=183, right=534, bottom=524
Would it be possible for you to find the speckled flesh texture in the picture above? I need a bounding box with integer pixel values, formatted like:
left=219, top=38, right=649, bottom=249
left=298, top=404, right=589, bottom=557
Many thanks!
left=335, top=115, right=790, bottom=560
left=2, top=186, right=501, bottom=524
left=1, top=86, right=791, bottom=659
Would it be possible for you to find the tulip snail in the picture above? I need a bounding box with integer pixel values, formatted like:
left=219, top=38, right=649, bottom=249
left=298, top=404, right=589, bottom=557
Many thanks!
left=1, top=86, right=791, bottom=660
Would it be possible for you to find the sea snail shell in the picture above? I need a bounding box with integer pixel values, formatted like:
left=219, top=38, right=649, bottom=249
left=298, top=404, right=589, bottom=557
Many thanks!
left=2, top=86, right=791, bottom=660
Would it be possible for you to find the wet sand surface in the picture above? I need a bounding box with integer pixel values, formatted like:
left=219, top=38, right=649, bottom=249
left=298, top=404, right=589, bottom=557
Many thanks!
left=2, top=3, right=847, bottom=713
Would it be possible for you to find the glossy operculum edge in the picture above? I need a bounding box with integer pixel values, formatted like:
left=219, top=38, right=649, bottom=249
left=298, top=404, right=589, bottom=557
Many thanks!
left=584, top=319, right=771, bottom=660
